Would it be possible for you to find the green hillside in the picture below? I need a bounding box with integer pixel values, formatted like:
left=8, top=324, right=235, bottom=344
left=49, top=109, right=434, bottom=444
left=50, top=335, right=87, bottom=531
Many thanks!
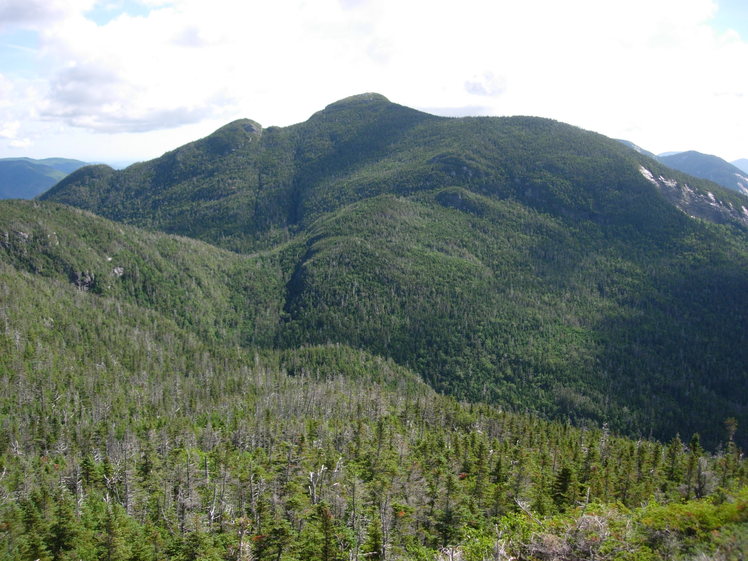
left=40, top=94, right=748, bottom=449
left=0, top=201, right=287, bottom=347
left=43, top=94, right=748, bottom=252
left=0, top=204, right=745, bottom=558
left=277, top=191, right=748, bottom=446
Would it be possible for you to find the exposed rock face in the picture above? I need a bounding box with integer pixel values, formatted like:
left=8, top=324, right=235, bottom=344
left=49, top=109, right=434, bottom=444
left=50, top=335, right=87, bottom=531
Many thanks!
left=658, top=150, right=748, bottom=195
left=639, top=166, right=748, bottom=227
left=71, top=270, right=96, bottom=291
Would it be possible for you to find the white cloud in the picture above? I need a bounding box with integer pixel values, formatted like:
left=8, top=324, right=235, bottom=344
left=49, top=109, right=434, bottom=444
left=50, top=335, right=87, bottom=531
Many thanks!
left=0, top=73, right=45, bottom=153
left=39, top=56, right=236, bottom=132
left=0, top=74, right=13, bottom=107
left=0, top=119, right=20, bottom=138
left=9, top=137, right=32, bottom=148
left=0, top=0, right=747, bottom=161
left=31, top=4, right=243, bottom=132
left=0, top=0, right=95, bottom=29
left=30, top=0, right=396, bottom=131
left=464, top=73, right=508, bottom=98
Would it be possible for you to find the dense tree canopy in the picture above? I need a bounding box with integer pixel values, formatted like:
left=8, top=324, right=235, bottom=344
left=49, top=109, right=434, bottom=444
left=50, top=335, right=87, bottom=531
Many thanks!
left=0, top=94, right=746, bottom=558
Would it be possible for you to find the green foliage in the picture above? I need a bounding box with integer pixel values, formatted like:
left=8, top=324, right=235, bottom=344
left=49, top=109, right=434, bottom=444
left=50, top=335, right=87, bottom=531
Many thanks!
left=0, top=200, right=285, bottom=347
left=277, top=190, right=748, bottom=447
left=0, top=250, right=744, bottom=559
left=0, top=94, right=746, bottom=559
left=35, top=95, right=748, bottom=449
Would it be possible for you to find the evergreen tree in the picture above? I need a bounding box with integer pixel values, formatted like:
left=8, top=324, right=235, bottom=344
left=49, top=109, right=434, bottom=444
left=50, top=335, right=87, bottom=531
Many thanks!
left=551, top=466, right=574, bottom=512
left=48, top=492, right=78, bottom=560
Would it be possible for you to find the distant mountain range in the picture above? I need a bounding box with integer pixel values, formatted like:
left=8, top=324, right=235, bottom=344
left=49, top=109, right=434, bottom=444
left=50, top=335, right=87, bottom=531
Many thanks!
left=0, top=157, right=88, bottom=199
left=658, top=151, right=748, bottom=196
left=616, top=141, right=748, bottom=195
left=732, top=158, right=748, bottom=174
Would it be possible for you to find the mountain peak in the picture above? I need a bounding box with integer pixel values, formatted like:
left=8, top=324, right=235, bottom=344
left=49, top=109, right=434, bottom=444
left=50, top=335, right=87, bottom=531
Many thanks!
left=188, top=117, right=262, bottom=157
left=315, top=93, right=395, bottom=116
left=306, top=93, right=430, bottom=128
left=325, top=92, right=390, bottom=109
left=216, top=118, right=262, bottom=133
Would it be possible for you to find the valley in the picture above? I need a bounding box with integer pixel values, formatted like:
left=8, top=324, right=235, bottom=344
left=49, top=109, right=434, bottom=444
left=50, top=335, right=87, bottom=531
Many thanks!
left=1, top=95, right=747, bottom=560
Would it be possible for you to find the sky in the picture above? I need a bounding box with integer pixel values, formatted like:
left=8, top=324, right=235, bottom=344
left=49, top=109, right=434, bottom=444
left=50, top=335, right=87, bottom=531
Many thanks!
left=0, top=0, right=746, bottom=165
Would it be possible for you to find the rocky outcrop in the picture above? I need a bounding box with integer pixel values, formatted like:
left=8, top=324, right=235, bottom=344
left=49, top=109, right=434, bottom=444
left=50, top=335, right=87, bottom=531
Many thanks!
left=639, top=166, right=748, bottom=227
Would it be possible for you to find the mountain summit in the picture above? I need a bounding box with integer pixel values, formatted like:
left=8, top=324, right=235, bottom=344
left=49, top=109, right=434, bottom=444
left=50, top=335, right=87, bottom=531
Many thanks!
left=322, top=91, right=391, bottom=107
left=37, top=95, right=748, bottom=446
left=44, top=94, right=748, bottom=251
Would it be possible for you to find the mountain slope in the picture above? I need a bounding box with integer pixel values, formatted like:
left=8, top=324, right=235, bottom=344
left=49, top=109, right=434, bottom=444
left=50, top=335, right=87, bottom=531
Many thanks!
left=616, top=139, right=658, bottom=159
left=44, top=95, right=748, bottom=251
left=2, top=223, right=745, bottom=559
left=36, top=94, right=748, bottom=447
left=659, top=150, right=748, bottom=196
left=278, top=189, right=748, bottom=445
left=0, top=200, right=285, bottom=347
left=0, top=157, right=87, bottom=199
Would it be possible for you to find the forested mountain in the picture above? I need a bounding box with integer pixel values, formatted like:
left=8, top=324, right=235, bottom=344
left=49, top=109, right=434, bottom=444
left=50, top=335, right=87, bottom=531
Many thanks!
left=658, top=151, right=748, bottom=196
left=45, top=95, right=748, bottom=252
left=0, top=157, right=87, bottom=199
left=0, top=202, right=746, bottom=560
left=3, top=94, right=748, bottom=558
left=41, top=94, right=748, bottom=448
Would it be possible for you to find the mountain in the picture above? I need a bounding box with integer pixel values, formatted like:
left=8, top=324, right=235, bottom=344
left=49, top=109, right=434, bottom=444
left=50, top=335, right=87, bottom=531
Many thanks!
left=615, top=144, right=748, bottom=196
left=658, top=150, right=748, bottom=196
left=1, top=201, right=745, bottom=560
left=616, top=139, right=657, bottom=159
left=46, top=96, right=748, bottom=250
left=0, top=157, right=88, bottom=199
left=733, top=158, right=748, bottom=174
left=36, top=94, right=748, bottom=449
left=2, top=95, right=748, bottom=559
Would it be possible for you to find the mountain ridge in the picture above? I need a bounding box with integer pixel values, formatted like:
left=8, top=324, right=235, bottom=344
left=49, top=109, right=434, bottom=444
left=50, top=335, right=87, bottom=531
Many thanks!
left=614, top=141, right=748, bottom=197
left=658, top=150, right=748, bottom=196
left=733, top=158, right=748, bottom=174
left=0, top=156, right=87, bottom=199
left=45, top=96, right=748, bottom=251
left=33, top=94, right=748, bottom=447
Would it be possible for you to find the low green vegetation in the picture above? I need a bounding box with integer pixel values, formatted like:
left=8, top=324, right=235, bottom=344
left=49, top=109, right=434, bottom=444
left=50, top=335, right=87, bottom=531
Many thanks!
left=0, top=201, right=285, bottom=348
left=8, top=189, right=748, bottom=448
left=0, top=198, right=746, bottom=560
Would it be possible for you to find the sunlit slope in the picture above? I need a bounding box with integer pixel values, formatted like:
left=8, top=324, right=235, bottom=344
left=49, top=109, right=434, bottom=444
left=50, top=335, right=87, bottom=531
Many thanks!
left=34, top=94, right=748, bottom=447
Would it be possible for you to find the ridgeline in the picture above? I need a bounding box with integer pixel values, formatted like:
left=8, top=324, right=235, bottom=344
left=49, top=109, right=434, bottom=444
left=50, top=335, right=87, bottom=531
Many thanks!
left=0, top=95, right=746, bottom=559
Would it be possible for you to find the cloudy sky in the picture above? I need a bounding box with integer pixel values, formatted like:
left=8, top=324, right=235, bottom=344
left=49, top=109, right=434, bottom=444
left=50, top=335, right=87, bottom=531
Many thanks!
left=0, top=0, right=746, bottom=165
